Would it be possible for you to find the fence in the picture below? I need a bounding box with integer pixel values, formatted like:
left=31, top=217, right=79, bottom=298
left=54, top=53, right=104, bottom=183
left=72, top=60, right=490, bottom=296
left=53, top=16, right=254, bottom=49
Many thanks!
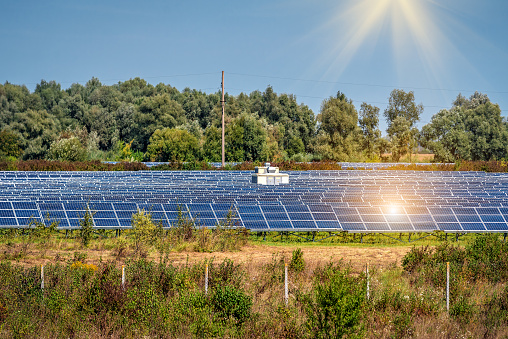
left=37, top=260, right=453, bottom=312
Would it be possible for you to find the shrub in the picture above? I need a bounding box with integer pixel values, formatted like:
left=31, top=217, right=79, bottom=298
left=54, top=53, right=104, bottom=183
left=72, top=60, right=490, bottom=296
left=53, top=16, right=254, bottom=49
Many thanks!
left=131, top=209, right=157, bottom=255
left=211, top=285, right=253, bottom=324
left=289, top=248, right=305, bottom=274
left=303, top=263, right=366, bottom=339
left=484, top=284, right=508, bottom=328
left=79, top=207, right=95, bottom=247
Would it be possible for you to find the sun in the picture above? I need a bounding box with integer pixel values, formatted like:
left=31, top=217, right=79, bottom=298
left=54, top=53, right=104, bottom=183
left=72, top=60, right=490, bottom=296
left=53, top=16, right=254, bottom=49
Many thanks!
left=312, top=0, right=449, bottom=82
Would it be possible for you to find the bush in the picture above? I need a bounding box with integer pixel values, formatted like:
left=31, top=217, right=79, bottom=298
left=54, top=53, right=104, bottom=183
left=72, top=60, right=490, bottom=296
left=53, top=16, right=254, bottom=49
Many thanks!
left=303, top=263, right=366, bottom=338
left=131, top=209, right=157, bottom=256
left=289, top=248, right=305, bottom=274
left=47, top=137, right=88, bottom=162
left=79, top=207, right=95, bottom=247
left=211, top=285, right=253, bottom=324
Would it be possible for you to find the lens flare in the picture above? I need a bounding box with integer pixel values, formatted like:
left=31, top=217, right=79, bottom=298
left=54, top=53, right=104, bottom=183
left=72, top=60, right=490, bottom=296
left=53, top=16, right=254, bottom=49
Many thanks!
left=305, top=0, right=467, bottom=86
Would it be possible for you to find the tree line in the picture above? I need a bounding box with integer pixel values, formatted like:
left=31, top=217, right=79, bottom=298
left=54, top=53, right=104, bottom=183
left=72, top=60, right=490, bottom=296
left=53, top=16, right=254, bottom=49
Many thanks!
left=0, top=77, right=506, bottom=163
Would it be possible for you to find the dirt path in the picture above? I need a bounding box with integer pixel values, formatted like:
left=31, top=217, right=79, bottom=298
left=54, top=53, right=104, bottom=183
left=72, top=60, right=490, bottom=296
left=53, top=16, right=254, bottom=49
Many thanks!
left=165, top=245, right=410, bottom=270
left=4, top=244, right=411, bottom=271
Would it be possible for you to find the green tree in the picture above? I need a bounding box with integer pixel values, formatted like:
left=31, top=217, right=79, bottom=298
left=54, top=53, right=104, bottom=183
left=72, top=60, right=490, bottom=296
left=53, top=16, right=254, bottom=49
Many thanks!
left=34, top=80, right=65, bottom=111
left=387, top=116, right=418, bottom=162
left=421, top=92, right=508, bottom=162
left=358, top=103, right=381, bottom=159
left=203, top=125, right=222, bottom=162
left=146, top=128, right=199, bottom=162
left=0, top=129, right=22, bottom=158
left=225, top=113, right=267, bottom=162
left=384, top=89, right=423, bottom=162
left=315, top=92, right=360, bottom=161
left=225, top=121, right=244, bottom=162
left=8, top=109, right=60, bottom=159
left=47, top=136, right=87, bottom=162
left=420, top=108, right=471, bottom=162
left=133, top=94, right=187, bottom=151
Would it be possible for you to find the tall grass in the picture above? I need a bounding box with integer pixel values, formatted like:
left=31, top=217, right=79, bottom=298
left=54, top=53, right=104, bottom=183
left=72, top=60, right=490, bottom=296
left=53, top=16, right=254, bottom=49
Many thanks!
left=2, top=241, right=508, bottom=338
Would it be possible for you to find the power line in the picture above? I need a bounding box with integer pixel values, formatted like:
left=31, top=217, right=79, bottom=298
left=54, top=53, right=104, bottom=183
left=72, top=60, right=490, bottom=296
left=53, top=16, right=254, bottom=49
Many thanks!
left=227, top=72, right=508, bottom=95
left=13, top=72, right=221, bottom=86
left=225, top=86, right=507, bottom=113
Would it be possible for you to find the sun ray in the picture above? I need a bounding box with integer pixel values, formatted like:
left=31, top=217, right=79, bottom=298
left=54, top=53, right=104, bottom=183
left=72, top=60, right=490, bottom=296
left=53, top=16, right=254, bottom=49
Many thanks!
left=300, top=0, right=483, bottom=92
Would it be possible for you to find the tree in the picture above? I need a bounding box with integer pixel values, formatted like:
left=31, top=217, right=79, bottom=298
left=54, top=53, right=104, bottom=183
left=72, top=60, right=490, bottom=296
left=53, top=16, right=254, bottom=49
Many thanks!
left=421, top=93, right=508, bottom=162
left=35, top=80, right=65, bottom=111
left=146, top=128, right=199, bottom=162
left=8, top=109, right=60, bottom=159
left=387, top=116, right=418, bottom=162
left=464, top=100, right=508, bottom=161
left=0, top=129, right=22, bottom=159
left=203, top=126, right=222, bottom=162
left=225, top=113, right=267, bottom=162
left=358, top=103, right=381, bottom=159
left=420, top=108, right=471, bottom=162
left=384, top=90, right=423, bottom=162
left=47, top=136, right=87, bottom=162
left=134, top=94, right=187, bottom=151
left=315, top=92, right=360, bottom=161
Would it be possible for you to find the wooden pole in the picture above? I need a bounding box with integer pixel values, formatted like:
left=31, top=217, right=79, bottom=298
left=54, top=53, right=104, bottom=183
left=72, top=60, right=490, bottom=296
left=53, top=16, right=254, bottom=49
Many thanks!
left=205, top=264, right=209, bottom=296
left=366, top=262, right=370, bottom=300
left=284, top=263, right=288, bottom=306
left=122, top=265, right=125, bottom=289
left=446, top=262, right=450, bottom=313
left=41, top=264, right=44, bottom=290
left=221, top=71, right=225, bottom=168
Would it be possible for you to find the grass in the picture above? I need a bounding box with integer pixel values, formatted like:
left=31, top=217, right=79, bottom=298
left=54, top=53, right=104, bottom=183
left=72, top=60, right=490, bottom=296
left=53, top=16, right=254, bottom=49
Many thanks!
left=1, top=235, right=508, bottom=338
left=2, top=214, right=508, bottom=337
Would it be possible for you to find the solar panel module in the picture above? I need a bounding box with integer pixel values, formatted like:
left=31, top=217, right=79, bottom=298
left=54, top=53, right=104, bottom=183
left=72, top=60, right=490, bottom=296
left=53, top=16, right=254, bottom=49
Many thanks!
left=0, top=168, right=507, bottom=233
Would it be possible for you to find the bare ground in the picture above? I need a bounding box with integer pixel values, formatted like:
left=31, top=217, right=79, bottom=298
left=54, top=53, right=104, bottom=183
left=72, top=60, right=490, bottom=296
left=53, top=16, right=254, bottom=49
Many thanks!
left=2, top=243, right=411, bottom=271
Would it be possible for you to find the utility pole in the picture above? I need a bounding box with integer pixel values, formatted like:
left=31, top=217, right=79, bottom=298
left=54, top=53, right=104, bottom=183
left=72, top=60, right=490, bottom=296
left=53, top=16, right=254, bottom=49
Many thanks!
left=221, top=71, right=225, bottom=168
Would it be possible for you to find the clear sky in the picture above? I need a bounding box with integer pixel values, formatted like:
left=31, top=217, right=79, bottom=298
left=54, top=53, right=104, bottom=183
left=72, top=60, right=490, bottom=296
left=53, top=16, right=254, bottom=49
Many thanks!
left=1, top=0, right=507, bottom=133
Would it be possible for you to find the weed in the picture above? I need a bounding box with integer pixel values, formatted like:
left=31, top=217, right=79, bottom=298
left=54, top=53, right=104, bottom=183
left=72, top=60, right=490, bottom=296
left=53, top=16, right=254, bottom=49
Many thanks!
left=131, top=209, right=157, bottom=256
left=303, top=263, right=366, bottom=339
left=211, top=285, right=253, bottom=324
left=289, top=248, right=305, bottom=274
left=79, top=207, right=95, bottom=247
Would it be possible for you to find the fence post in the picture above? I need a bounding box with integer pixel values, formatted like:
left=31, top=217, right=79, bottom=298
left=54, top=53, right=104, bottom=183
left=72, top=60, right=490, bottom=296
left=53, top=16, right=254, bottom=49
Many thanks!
left=205, top=264, right=209, bottom=296
left=446, top=262, right=450, bottom=313
left=41, top=264, right=44, bottom=290
left=122, top=265, right=125, bottom=290
left=366, top=262, right=370, bottom=300
left=284, top=263, right=288, bottom=306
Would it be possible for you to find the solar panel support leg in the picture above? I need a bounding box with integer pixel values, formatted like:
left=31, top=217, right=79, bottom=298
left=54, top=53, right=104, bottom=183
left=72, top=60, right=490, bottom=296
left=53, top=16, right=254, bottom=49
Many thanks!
left=361, top=234, right=363, bottom=244
left=263, top=232, right=266, bottom=241
left=312, top=232, right=315, bottom=242
left=455, top=233, right=459, bottom=242
left=65, top=230, right=68, bottom=238
left=408, top=233, right=411, bottom=242
left=504, top=233, right=507, bottom=243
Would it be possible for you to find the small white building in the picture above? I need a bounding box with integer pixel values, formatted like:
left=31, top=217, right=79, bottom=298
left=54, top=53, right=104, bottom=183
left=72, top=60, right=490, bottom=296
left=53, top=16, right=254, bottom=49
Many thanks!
left=251, top=163, right=289, bottom=185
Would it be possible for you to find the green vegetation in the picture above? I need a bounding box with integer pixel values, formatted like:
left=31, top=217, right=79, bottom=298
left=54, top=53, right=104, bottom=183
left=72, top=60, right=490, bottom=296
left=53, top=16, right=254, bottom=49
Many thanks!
left=2, top=78, right=507, bottom=164
left=1, top=234, right=508, bottom=337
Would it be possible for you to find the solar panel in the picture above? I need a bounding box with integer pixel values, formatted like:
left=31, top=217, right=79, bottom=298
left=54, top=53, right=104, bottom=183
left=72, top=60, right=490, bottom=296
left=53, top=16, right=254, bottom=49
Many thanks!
left=1, top=168, right=508, bottom=232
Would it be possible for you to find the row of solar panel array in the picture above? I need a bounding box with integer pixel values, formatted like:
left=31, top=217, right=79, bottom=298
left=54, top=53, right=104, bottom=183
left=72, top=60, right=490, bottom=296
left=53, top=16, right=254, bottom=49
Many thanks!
left=2, top=195, right=507, bottom=205
left=2, top=177, right=506, bottom=188
left=2, top=179, right=508, bottom=193
left=1, top=196, right=508, bottom=208
left=0, top=171, right=497, bottom=185
left=1, top=201, right=508, bottom=232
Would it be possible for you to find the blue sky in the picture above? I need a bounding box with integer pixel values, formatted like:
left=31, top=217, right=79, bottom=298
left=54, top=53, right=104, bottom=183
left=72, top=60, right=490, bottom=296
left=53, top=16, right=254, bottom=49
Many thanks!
left=1, top=0, right=507, bottom=133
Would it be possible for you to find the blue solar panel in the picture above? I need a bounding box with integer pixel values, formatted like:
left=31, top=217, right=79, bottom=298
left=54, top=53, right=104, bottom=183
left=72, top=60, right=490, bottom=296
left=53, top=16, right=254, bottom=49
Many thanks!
left=1, top=168, right=508, bottom=232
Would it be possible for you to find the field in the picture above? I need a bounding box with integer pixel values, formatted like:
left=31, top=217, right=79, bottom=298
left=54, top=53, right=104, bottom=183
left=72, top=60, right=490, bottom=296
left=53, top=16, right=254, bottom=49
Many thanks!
left=1, top=230, right=508, bottom=338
